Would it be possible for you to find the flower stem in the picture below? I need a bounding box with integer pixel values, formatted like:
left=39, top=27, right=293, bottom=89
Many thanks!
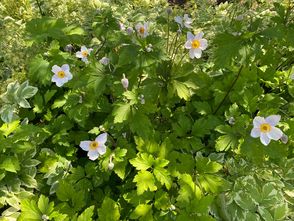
left=36, top=0, right=44, bottom=16
left=166, top=14, right=170, bottom=53
left=213, top=65, right=244, bottom=114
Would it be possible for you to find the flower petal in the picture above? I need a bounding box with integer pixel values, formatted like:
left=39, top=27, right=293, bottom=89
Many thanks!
left=61, top=64, right=70, bottom=71
left=52, top=65, right=61, bottom=74
left=250, top=128, right=261, bottom=138
left=88, top=150, right=99, bottom=161
left=174, top=16, right=183, bottom=26
left=199, top=39, right=208, bottom=50
left=195, top=32, right=204, bottom=39
left=51, top=75, right=59, bottom=83
left=193, top=48, right=202, bottom=58
left=95, top=132, right=107, bottom=144
left=81, top=46, right=87, bottom=52
left=97, top=144, right=106, bottom=155
left=76, top=51, right=83, bottom=58
left=187, top=32, right=194, bottom=40
left=189, top=49, right=195, bottom=59
left=184, top=40, right=192, bottom=49
left=267, top=127, right=283, bottom=140
left=265, top=115, right=281, bottom=126
left=79, top=141, right=91, bottom=151
left=65, top=71, right=73, bottom=80
left=253, top=116, right=265, bottom=128
left=260, top=133, right=271, bottom=146
left=55, top=80, right=65, bottom=87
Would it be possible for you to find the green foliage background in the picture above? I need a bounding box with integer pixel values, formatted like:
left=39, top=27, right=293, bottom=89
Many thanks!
left=0, top=0, right=293, bottom=220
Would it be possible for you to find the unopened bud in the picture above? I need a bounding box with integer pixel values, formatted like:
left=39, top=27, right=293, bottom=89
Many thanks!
left=126, top=27, right=134, bottom=35
left=99, top=57, right=110, bottom=65
left=290, top=73, right=294, bottom=80
left=280, top=134, right=288, bottom=144
left=169, top=204, right=176, bottom=211
left=64, top=44, right=73, bottom=52
left=166, top=7, right=172, bottom=15
left=42, top=215, right=49, bottom=221
left=228, top=117, right=235, bottom=125
left=121, top=74, right=129, bottom=90
left=146, top=44, right=153, bottom=52
left=108, top=161, right=114, bottom=170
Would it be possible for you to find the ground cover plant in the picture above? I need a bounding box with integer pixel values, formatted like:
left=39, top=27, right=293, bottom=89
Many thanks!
left=0, top=0, right=293, bottom=220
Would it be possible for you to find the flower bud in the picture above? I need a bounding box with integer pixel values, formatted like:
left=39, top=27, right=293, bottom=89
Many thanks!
left=121, top=74, right=129, bottom=90
left=126, top=27, right=134, bottom=35
left=64, top=44, right=73, bottom=52
left=166, top=7, right=172, bottom=15
left=108, top=161, right=114, bottom=170
left=99, top=57, right=110, bottom=65
left=228, top=117, right=235, bottom=125
left=280, top=134, right=288, bottom=144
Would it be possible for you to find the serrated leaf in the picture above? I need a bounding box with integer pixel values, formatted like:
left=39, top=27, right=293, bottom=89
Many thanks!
left=0, top=157, right=20, bottom=173
left=215, top=134, right=239, bottom=151
left=38, top=195, right=54, bottom=215
left=172, top=80, right=190, bottom=100
left=98, top=197, right=120, bottom=221
left=0, top=104, right=15, bottom=123
left=133, top=171, right=157, bottom=195
left=0, top=120, right=20, bottom=137
left=153, top=167, right=172, bottom=189
left=113, top=103, right=131, bottom=123
left=130, top=153, right=154, bottom=170
left=77, top=206, right=94, bottom=221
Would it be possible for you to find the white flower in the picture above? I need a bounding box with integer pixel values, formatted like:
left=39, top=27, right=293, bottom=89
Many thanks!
left=51, top=64, right=73, bottom=87
left=185, top=32, right=208, bottom=59
left=99, top=57, right=110, bottom=65
left=76, top=46, right=93, bottom=63
left=250, top=115, right=283, bottom=146
left=79, top=133, right=107, bottom=160
left=135, top=22, right=149, bottom=38
left=121, top=74, right=129, bottom=90
left=174, top=14, right=193, bottom=28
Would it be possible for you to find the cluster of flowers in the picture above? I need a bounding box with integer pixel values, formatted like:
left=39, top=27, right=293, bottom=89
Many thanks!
left=51, top=13, right=289, bottom=162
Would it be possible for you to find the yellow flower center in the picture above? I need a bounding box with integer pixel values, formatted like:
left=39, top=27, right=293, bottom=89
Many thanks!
left=82, top=51, right=88, bottom=57
left=89, top=141, right=99, bottom=150
left=192, top=39, right=200, bottom=49
left=260, top=123, right=271, bottom=133
left=57, top=71, right=65, bottom=78
left=139, top=27, right=145, bottom=34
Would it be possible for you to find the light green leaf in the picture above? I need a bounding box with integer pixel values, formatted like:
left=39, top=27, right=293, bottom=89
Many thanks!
left=172, top=80, right=190, bottom=100
left=77, top=206, right=94, bottom=221
left=98, top=197, right=120, bottom=221
left=133, top=171, right=157, bottom=195
left=153, top=167, right=172, bottom=189
left=38, top=195, right=54, bottom=215
left=130, top=204, right=152, bottom=220
left=0, top=157, right=20, bottom=173
left=130, top=153, right=154, bottom=170
left=113, top=103, right=131, bottom=123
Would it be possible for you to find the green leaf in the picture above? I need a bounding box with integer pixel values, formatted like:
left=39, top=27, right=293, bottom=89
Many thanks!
left=273, top=203, right=288, bottom=220
left=19, top=198, right=41, bottom=221
left=0, top=120, right=20, bottom=137
left=0, top=157, right=20, bottom=173
left=130, top=153, right=154, bottom=170
left=77, top=206, right=94, bottom=221
left=130, top=204, right=152, bottom=220
left=113, top=103, right=131, bottom=123
left=133, top=171, right=157, bottom=195
left=38, top=195, right=54, bottom=215
left=28, top=55, right=50, bottom=86
left=153, top=167, right=172, bottom=189
left=0, top=104, right=15, bottom=123
left=172, top=80, right=190, bottom=100
left=98, top=197, right=120, bottom=221
left=17, top=81, right=38, bottom=99
left=215, top=134, right=239, bottom=151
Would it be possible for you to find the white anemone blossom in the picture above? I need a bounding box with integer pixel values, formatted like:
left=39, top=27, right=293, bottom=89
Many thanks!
left=250, top=115, right=283, bottom=146
left=135, top=22, right=149, bottom=38
left=79, top=133, right=108, bottom=160
left=51, top=64, right=72, bottom=87
left=174, top=14, right=193, bottom=29
left=76, top=46, right=93, bottom=63
left=185, top=32, right=208, bottom=59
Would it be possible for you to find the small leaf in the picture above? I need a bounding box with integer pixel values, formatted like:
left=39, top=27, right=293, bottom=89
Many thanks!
left=98, top=197, right=120, bottom=221
left=133, top=171, right=157, bottom=195
left=113, top=103, right=131, bottom=123
left=77, top=206, right=94, bottom=221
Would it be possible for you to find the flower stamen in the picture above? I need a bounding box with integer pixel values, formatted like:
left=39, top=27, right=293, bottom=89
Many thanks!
left=57, top=71, right=65, bottom=78
left=82, top=51, right=88, bottom=57
left=192, top=39, right=200, bottom=49
left=139, top=27, right=145, bottom=34
left=90, top=141, right=99, bottom=150
left=260, top=123, right=271, bottom=133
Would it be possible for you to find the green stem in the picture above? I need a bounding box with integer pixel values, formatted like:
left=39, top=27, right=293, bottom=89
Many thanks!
left=213, top=65, right=244, bottom=114
left=36, top=0, right=44, bottom=16
left=166, top=14, right=170, bottom=52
